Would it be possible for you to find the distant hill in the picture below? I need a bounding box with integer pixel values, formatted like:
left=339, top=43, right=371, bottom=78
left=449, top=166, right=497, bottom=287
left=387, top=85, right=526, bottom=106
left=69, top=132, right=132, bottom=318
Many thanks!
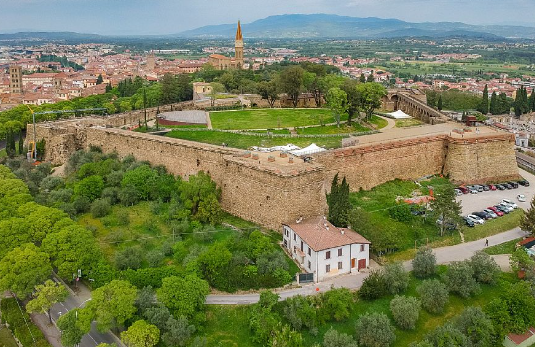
left=177, top=14, right=535, bottom=39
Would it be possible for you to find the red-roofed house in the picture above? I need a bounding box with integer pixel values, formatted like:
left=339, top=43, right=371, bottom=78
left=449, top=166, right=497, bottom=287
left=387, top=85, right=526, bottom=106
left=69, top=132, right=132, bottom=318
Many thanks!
left=282, top=216, right=370, bottom=282
left=504, top=327, right=535, bottom=347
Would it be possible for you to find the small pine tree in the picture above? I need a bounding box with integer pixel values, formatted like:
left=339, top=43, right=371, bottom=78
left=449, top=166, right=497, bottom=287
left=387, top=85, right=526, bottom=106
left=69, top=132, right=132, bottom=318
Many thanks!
left=437, top=95, right=443, bottom=111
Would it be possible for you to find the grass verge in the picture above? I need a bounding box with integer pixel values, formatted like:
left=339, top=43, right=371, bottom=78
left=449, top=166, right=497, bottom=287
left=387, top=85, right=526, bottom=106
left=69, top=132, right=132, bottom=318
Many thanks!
left=395, top=119, right=424, bottom=128
left=296, top=122, right=370, bottom=135
left=484, top=238, right=522, bottom=255
left=369, top=115, right=389, bottom=129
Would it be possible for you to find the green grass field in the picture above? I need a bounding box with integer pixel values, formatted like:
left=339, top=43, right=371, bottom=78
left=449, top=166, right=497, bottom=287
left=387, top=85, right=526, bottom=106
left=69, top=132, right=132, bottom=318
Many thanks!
left=210, top=108, right=344, bottom=130
left=369, top=115, right=389, bottom=129
left=0, top=327, right=18, bottom=347
left=296, top=123, right=370, bottom=135
left=203, top=270, right=517, bottom=347
left=166, top=130, right=345, bottom=150
left=484, top=238, right=521, bottom=255
left=395, top=119, right=424, bottom=128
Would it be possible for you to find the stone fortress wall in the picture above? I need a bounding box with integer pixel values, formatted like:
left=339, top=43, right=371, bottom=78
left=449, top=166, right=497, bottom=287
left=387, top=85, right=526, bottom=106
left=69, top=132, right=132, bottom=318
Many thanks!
left=28, top=97, right=521, bottom=229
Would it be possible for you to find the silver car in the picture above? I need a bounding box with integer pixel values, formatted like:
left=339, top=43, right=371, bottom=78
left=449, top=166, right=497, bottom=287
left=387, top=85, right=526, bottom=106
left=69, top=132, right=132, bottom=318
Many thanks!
left=483, top=209, right=498, bottom=218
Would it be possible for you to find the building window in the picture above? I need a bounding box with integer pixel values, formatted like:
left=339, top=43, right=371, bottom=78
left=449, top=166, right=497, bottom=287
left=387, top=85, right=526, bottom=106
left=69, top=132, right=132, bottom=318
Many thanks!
left=326, top=251, right=331, bottom=260
left=308, top=247, right=311, bottom=256
left=338, top=262, right=343, bottom=270
left=283, top=240, right=287, bottom=247
left=326, top=264, right=331, bottom=273
left=308, top=261, right=311, bottom=269
left=338, top=248, right=343, bottom=256
left=294, top=234, right=296, bottom=241
left=300, top=241, right=303, bottom=252
left=360, top=244, right=365, bottom=252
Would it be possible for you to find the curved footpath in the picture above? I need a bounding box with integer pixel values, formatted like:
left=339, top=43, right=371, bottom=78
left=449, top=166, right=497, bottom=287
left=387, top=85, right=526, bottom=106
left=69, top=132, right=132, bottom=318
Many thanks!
left=205, top=227, right=528, bottom=305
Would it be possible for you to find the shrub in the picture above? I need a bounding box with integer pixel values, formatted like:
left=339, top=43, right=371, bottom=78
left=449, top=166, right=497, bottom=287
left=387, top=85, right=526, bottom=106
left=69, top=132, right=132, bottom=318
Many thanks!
left=282, top=295, right=317, bottom=332
left=74, top=175, right=104, bottom=202
left=355, top=313, right=396, bottom=347
left=320, top=288, right=353, bottom=322
left=147, top=250, right=165, bottom=267
left=359, top=269, right=387, bottom=300
left=412, top=247, right=436, bottom=278
left=116, top=209, right=130, bottom=226
left=453, top=307, right=494, bottom=347
left=390, top=295, right=421, bottom=330
left=91, top=198, right=111, bottom=218
left=443, top=261, right=480, bottom=298
left=417, top=279, right=449, bottom=314
left=115, top=247, right=144, bottom=270
left=73, top=195, right=91, bottom=213
left=101, top=186, right=120, bottom=205
left=323, top=328, right=358, bottom=347
left=119, top=186, right=139, bottom=206
left=389, top=203, right=413, bottom=222
left=49, top=188, right=73, bottom=204
left=383, top=262, right=410, bottom=295
left=469, top=251, right=500, bottom=284
left=40, top=176, right=64, bottom=191
left=425, top=324, right=469, bottom=347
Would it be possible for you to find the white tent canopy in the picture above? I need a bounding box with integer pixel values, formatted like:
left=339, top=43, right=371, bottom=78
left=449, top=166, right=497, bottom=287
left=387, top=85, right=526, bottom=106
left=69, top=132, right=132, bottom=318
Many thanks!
left=289, top=143, right=326, bottom=156
left=387, top=110, right=412, bottom=119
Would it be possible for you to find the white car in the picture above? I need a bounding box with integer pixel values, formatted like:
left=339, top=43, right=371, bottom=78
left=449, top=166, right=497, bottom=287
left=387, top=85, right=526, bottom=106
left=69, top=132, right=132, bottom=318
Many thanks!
left=517, top=194, right=526, bottom=202
left=467, top=214, right=485, bottom=225
left=501, top=199, right=518, bottom=209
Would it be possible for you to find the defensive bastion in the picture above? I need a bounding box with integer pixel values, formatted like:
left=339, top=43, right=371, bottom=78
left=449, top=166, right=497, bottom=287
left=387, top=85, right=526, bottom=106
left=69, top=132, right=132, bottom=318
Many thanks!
left=27, top=102, right=520, bottom=230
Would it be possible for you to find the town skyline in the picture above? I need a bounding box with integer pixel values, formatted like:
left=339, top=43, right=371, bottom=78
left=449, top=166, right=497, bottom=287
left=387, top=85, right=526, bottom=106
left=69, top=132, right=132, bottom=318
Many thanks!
left=1, top=0, right=535, bottom=35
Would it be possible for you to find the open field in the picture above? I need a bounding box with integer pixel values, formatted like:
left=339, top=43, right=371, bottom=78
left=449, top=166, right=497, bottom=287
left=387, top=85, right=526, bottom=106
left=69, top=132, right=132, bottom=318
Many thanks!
left=209, top=108, right=344, bottom=130
left=166, top=129, right=346, bottom=149
left=203, top=270, right=517, bottom=346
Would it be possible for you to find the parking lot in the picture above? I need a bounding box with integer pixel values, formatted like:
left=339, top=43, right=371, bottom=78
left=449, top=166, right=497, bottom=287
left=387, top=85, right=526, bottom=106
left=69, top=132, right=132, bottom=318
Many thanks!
left=458, top=168, right=535, bottom=215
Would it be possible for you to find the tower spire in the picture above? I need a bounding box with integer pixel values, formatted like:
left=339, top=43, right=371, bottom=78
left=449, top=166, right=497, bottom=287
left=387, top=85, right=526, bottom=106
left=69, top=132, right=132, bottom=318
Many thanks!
left=235, top=20, right=243, bottom=41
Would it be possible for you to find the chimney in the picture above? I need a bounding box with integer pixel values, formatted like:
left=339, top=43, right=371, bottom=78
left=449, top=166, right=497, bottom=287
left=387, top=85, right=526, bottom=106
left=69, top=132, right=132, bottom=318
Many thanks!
left=341, top=229, right=345, bottom=235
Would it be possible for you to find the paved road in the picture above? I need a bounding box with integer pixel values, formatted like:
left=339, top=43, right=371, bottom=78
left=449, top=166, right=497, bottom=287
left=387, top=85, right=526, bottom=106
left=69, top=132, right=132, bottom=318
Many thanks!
left=206, top=227, right=528, bottom=305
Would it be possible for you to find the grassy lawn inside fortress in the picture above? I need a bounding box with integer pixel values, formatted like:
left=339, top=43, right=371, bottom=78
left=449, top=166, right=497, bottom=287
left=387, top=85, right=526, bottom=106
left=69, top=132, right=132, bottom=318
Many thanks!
left=203, top=270, right=517, bottom=347
left=166, top=129, right=346, bottom=149
left=209, top=108, right=347, bottom=130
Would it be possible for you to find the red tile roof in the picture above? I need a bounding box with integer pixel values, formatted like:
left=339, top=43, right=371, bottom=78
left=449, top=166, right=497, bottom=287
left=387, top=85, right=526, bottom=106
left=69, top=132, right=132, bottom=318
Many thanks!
left=507, top=327, right=535, bottom=345
left=284, top=216, right=370, bottom=251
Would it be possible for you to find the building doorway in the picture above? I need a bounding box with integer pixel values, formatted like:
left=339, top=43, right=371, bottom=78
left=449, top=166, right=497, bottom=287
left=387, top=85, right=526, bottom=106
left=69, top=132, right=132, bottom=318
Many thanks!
left=358, top=259, right=366, bottom=271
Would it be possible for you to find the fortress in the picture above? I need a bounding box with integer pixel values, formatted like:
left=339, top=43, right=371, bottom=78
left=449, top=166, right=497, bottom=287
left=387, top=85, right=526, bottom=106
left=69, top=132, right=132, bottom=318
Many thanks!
left=27, top=91, right=520, bottom=229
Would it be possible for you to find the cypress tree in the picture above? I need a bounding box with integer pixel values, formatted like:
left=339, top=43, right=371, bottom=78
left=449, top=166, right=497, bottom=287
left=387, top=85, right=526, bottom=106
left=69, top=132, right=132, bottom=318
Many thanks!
left=437, top=95, right=443, bottom=111
left=478, top=84, right=489, bottom=114
left=96, top=74, right=103, bottom=85
left=338, top=177, right=351, bottom=228
left=18, top=132, right=24, bottom=155
left=529, top=90, right=535, bottom=112
left=359, top=73, right=366, bottom=83
left=327, top=174, right=340, bottom=226
left=489, top=92, right=498, bottom=115
left=367, top=73, right=374, bottom=83
left=498, top=93, right=509, bottom=114
left=105, top=83, right=112, bottom=93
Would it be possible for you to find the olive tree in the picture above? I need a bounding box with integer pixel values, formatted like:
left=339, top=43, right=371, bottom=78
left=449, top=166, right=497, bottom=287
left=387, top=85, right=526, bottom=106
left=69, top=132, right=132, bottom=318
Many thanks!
left=412, top=247, right=436, bottom=278
left=390, top=295, right=421, bottom=330
left=443, top=261, right=480, bottom=298
left=355, top=313, right=396, bottom=347
left=417, top=279, right=449, bottom=314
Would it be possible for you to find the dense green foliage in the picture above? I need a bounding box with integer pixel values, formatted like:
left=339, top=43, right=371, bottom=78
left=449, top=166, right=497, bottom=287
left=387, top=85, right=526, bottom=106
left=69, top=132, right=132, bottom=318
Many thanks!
left=327, top=174, right=351, bottom=227
left=0, top=298, right=52, bottom=347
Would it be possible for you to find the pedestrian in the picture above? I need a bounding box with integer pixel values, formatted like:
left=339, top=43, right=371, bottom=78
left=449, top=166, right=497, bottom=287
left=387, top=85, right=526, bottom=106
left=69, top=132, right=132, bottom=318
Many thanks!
left=485, top=238, right=489, bottom=247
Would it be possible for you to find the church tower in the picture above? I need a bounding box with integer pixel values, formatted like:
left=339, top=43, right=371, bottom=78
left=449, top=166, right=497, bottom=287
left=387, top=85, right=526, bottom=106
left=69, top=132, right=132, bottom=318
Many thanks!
left=234, top=21, right=244, bottom=68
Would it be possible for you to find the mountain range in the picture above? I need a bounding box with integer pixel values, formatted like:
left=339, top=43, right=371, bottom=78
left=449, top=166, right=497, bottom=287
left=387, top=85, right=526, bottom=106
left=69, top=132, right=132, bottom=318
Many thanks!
left=178, top=14, right=535, bottom=40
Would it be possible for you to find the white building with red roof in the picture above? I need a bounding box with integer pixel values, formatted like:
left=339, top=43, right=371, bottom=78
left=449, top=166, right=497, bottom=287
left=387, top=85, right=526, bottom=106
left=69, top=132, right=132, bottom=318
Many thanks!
left=282, top=216, right=370, bottom=282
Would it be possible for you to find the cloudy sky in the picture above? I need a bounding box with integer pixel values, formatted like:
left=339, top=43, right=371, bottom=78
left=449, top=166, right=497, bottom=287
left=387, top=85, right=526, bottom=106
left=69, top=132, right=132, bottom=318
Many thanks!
left=1, top=0, right=534, bottom=35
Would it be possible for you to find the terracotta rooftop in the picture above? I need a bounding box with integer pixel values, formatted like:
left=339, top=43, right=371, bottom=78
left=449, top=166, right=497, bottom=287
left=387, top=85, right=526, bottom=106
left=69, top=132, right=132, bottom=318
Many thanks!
left=284, top=216, right=370, bottom=251
left=507, top=327, right=535, bottom=345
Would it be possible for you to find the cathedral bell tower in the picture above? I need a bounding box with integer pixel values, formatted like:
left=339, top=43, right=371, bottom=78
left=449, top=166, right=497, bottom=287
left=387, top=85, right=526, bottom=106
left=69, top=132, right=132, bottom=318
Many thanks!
left=234, top=21, right=244, bottom=68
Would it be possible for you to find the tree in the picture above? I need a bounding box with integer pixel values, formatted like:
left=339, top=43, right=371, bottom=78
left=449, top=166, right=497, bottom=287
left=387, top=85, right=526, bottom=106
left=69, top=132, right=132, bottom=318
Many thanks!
left=121, top=320, right=160, bottom=347
left=18, top=132, right=24, bottom=155
left=326, top=174, right=351, bottom=228
left=57, top=309, right=92, bottom=347
left=412, top=247, right=436, bottom=278
left=469, top=251, right=500, bottom=285
left=529, top=89, right=535, bottom=112
left=359, top=73, right=366, bottom=83
left=521, top=194, right=535, bottom=236
left=0, top=243, right=52, bottom=298
left=321, top=288, right=353, bottom=322
left=340, top=79, right=360, bottom=125
left=121, top=165, right=158, bottom=200
left=74, top=175, right=104, bottom=202
left=197, top=243, right=232, bottom=286
left=478, top=84, right=489, bottom=114
left=41, top=225, right=101, bottom=280
left=280, top=66, right=304, bottom=108
left=366, top=73, right=375, bottom=83
left=156, top=275, right=209, bottom=318
left=489, top=91, right=498, bottom=115
left=270, top=323, right=303, bottom=347
left=443, top=261, right=480, bottom=298
left=326, top=87, right=348, bottom=127
left=323, top=328, right=358, bottom=347
left=96, top=74, right=104, bottom=85
left=282, top=295, right=317, bottom=331
left=359, top=269, right=387, bottom=300
left=355, top=82, right=386, bottom=121
left=179, top=171, right=222, bottom=224
left=425, top=324, right=469, bottom=347
left=452, top=307, right=494, bottom=347
left=162, top=316, right=195, bottom=347
left=257, top=79, right=280, bottom=108
left=0, top=218, right=32, bottom=259
left=437, top=95, right=443, bottom=111
left=390, top=295, right=421, bottom=330
left=430, top=184, right=462, bottom=236
left=417, top=279, right=449, bottom=314
left=115, top=247, right=144, bottom=270
left=355, top=312, right=396, bottom=347
left=26, top=279, right=68, bottom=324
left=209, top=82, right=224, bottom=107
left=509, top=248, right=535, bottom=275
left=383, top=262, right=410, bottom=295
left=86, top=280, right=138, bottom=332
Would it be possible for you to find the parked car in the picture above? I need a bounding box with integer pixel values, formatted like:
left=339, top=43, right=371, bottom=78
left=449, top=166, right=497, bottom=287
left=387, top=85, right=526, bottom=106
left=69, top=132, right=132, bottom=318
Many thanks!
left=473, top=211, right=492, bottom=220
left=501, top=199, right=518, bottom=209
left=454, top=189, right=463, bottom=196
left=469, top=187, right=478, bottom=194
left=498, top=203, right=514, bottom=213
left=504, top=183, right=513, bottom=189
left=508, top=181, right=519, bottom=189
left=482, top=185, right=490, bottom=191
left=518, top=180, right=530, bottom=187
left=483, top=208, right=498, bottom=218
left=517, top=194, right=526, bottom=202
left=467, top=214, right=485, bottom=225
left=496, top=184, right=505, bottom=190
left=487, top=206, right=504, bottom=217
left=488, top=184, right=497, bottom=191
left=476, top=185, right=484, bottom=192
left=463, top=217, right=475, bottom=227
left=458, top=186, right=469, bottom=194
left=494, top=205, right=510, bottom=214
